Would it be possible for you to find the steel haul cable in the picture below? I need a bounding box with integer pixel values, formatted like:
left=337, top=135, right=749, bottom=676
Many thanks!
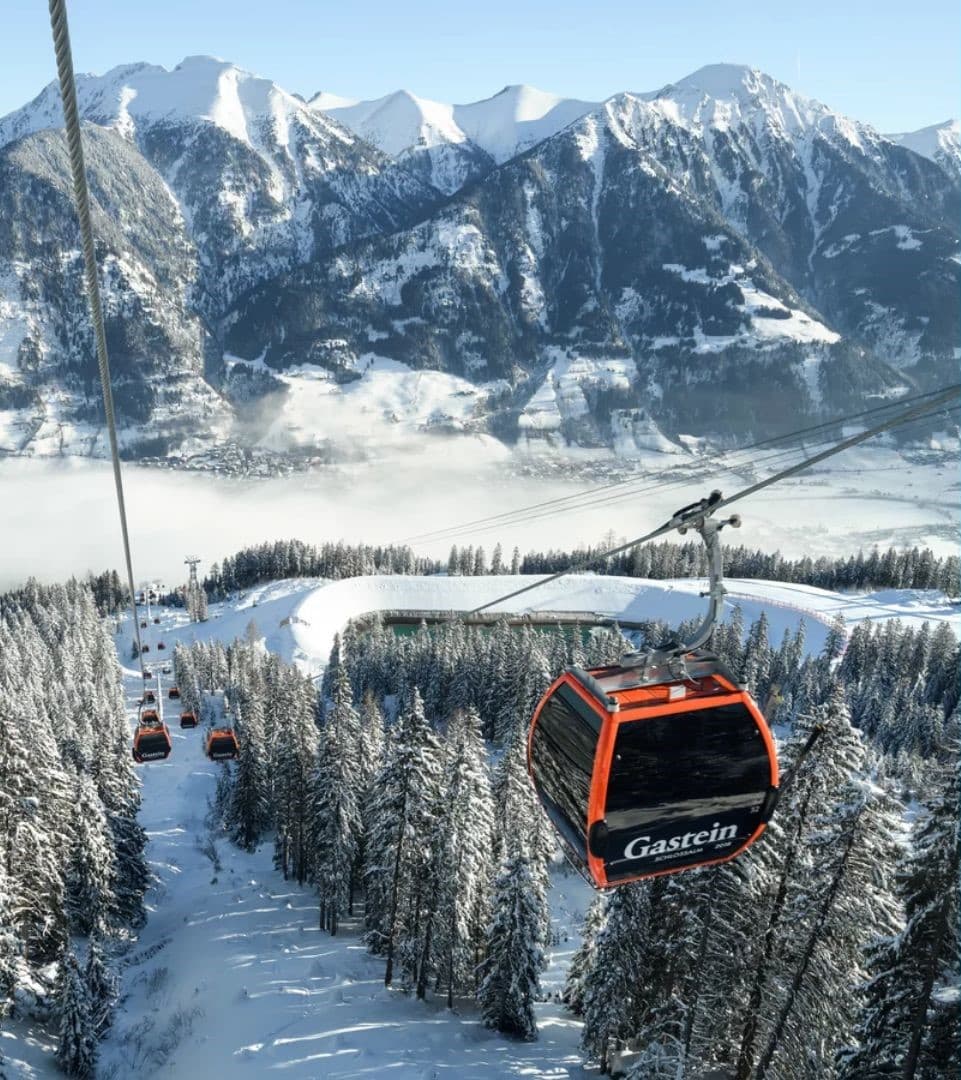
left=451, top=400, right=961, bottom=539
left=47, top=0, right=145, bottom=675
left=462, top=384, right=961, bottom=617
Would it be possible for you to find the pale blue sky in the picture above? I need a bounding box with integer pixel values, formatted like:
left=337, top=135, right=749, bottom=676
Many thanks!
left=2, top=0, right=957, bottom=132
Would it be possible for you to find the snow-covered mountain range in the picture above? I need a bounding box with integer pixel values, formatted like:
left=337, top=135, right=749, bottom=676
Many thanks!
left=0, top=57, right=957, bottom=465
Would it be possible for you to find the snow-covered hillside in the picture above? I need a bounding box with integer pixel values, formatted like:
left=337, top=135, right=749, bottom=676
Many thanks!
left=887, top=118, right=960, bottom=174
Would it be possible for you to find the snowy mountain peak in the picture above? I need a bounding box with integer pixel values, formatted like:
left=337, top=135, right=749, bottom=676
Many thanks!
left=309, top=91, right=360, bottom=111
left=640, top=62, right=872, bottom=149
left=671, top=62, right=777, bottom=100
left=316, top=89, right=465, bottom=157
left=311, top=82, right=597, bottom=165
left=0, top=56, right=347, bottom=153
left=886, top=118, right=960, bottom=172
left=453, top=84, right=598, bottom=162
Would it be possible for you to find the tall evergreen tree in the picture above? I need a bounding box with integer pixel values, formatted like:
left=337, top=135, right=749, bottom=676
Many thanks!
left=421, top=707, right=495, bottom=1004
left=839, top=757, right=960, bottom=1080
left=56, top=949, right=97, bottom=1079
left=312, top=718, right=361, bottom=935
left=477, top=851, right=544, bottom=1041
left=226, top=697, right=271, bottom=851
left=363, top=689, right=442, bottom=986
left=64, top=773, right=117, bottom=938
left=84, top=938, right=117, bottom=1037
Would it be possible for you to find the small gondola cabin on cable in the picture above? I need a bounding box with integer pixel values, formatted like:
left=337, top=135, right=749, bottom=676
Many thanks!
left=206, top=727, right=239, bottom=761
left=528, top=654, right=778, bottom=888
left=133, top=718, right=172, bottom=762
left=168, top=687, right=181, bottom=700
left=180, top=710, right=198, bottom=729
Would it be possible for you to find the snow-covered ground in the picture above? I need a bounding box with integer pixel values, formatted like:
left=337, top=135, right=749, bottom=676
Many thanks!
left=3, top=574, right=956, bottom=1077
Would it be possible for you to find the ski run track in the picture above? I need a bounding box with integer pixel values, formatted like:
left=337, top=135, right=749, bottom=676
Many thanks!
left=4, top=574, right=958, bottom=1078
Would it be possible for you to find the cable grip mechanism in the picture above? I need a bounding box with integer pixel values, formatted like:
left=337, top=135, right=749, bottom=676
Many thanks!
left=620, top=490, right=741, bottom=679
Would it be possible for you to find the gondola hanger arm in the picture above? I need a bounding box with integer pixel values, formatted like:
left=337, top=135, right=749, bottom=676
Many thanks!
left=620, top=489, right=740, bottom=678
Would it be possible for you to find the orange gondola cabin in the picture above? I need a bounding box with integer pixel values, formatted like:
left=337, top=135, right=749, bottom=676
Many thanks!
left=132, top=714, right=172, bottom=763
left=180, top=710, right=198, bottom=729
left=143, top=690, right=156, bottom=704
left=528, top=653, right=778, bottom=889
left=206, top=727, right=239, bottom=761
left=168, top=687, right=181, bottom=700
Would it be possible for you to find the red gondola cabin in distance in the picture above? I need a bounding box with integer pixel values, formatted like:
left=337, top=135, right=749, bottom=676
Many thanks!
left=528, top=654, right=778, bottom=889
left=206, top=727, right=239, bottom=761
left=180, top=710, right=198, bottom=729
left=132, top=716, right=172, bottom=762
left=168, top=687, right=181, bottom=700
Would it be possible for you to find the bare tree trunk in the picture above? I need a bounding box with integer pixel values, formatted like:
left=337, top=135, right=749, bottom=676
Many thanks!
left=735, top=784, right=816, bottom=1080
left=753, top=824, right=858, bottom=1079
left=902, top=907, right=950, bottom=1080
left=383, top=822, right=406, bottom=987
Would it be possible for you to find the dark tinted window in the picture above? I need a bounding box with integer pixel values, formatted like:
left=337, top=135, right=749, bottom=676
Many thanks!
left=138, top=731, right=169, bottom=756
left=530, top=684, right=601, bottom=860
left=603, top=702, right=772, bottom=880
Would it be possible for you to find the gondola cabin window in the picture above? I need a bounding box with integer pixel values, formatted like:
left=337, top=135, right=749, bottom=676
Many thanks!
left=528, top=682, right=600, bottom=869
left=601, top=702, right=772, bottom=883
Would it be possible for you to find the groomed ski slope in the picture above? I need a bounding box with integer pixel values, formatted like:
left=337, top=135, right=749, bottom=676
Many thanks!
left=4, top=574, right=956, bottom=1077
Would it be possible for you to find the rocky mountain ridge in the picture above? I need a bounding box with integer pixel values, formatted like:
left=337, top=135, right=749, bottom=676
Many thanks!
left=0, top=58, right=956, bottom=464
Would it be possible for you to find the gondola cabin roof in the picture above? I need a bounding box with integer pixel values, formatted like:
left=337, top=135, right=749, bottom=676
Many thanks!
left=528, top=653, right=778, bottom=889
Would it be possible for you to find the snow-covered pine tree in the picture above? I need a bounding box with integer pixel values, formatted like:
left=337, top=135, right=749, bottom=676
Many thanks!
left=838, top=755, right=960, bottom=1080
left=272, top=671, right=319, bottom=885
left=732, top=684, right=878, bottom=1080
left=64, top=772, right=117, bottom=938
left=362, top=689, right=442, bottom=986
left=225, top=696, right=271, bottom=851
left=580, top=883, right=652, bottom=1072
left=0, top=862, right=17, bottom=1019
left=56, top=948, right=97, bottom=1079
left=83, top=938, right=117, bottom=1037
left=491, top=724, right=553, bottom=947
left=754, top=776, right=901, bottom=1079
left=563, top=895, right=606, bottom=1017
left=422, top=706, right=495, bottom=1004
left=477, top=850, right=544, bottom=1041
left=312, top=716, right=361, bottom=935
